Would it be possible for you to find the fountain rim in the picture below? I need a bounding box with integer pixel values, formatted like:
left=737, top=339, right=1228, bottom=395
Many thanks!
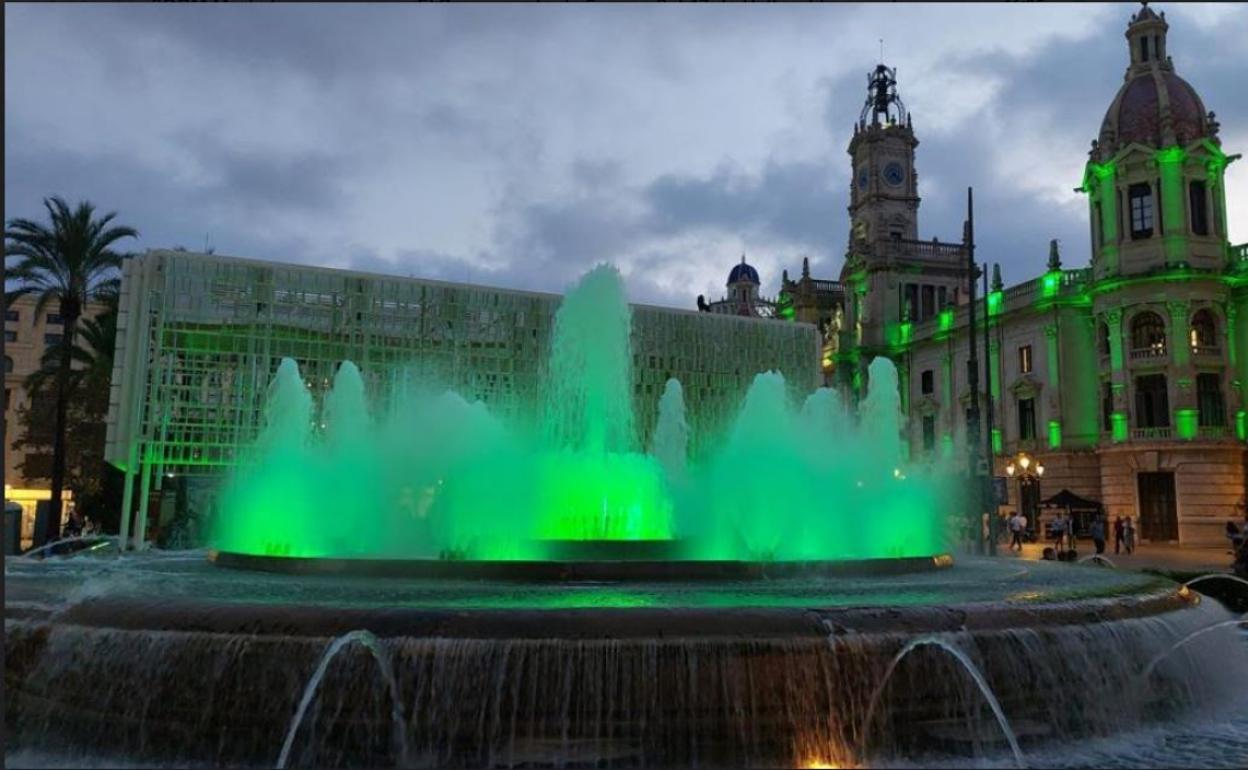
left=207, top=549, right=956, bottom=582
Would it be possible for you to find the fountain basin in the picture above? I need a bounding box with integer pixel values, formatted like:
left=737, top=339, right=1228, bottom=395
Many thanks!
left=7, top=552, right=1247, bottom=769
left=208, top=548, right=954, bottom=581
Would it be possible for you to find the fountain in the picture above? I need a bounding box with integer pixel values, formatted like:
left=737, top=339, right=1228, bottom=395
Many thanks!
left=6, top=264, right=1248, bottom=768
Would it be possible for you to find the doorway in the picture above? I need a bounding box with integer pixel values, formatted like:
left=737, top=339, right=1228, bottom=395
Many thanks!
left=1137, top=472, right=1178, bottom=542
left=1019, top=476, right=1041, bottom=536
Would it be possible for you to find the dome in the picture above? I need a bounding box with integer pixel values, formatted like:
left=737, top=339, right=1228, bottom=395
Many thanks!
left=1099, top=70, right=1208, bottom=151
left=727, top=259, right=760, bottom=286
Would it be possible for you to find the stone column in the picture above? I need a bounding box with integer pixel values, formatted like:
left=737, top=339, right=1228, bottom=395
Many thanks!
left=1106, top=308, right=1129, bottom=442
left=1044, top=322, right=1062, bottom=448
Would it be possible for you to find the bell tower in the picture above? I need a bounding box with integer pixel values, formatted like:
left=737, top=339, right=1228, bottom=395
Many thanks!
left=846, top=64, right=920, bottom=253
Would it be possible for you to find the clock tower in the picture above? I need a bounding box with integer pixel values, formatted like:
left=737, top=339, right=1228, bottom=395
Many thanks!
left=839, top=63, right=968, bottom=394
left=847, top=63, right=920, bottom=252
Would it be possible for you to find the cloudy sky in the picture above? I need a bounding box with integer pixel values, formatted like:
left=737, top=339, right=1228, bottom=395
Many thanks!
left=6, top=2, right=1247, bottom=308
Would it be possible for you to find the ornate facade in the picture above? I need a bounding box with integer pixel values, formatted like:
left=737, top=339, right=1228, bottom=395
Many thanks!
left=835, top=5, right=1247, bottom=546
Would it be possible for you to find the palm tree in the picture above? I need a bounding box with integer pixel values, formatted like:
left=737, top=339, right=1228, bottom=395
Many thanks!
left=5, top=197, right=136, bottom=543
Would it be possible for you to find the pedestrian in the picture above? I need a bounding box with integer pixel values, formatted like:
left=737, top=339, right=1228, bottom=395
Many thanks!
left=1091, top=515, right=1106, bottom=555
left=1061, top=511, right=1076, bottom=552
left=1009, top=512, right=1026, bottom=551
left=1124, top=516, right=1136, bottom=554
left=1113, top=515, right=1125, bottom=555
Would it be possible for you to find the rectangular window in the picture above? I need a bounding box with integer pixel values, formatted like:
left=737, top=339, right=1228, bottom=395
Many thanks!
left=1129, top=183, right=1154, bottom=239
left=4, top=330, right=16, bottom=343
left=937, top=286, right=947, bottom=309
left=922, top=415, right=936, bottom=452
left=4, top=389, right=10, bottom=409
left=4, top=310, right=17, bottom=322
left=1190, top=181, right=1208, bottom=236
left=1140, top=36, right=1150, bottom=62
left=1102, top=381, right=1115, bottom=432
left=44, top=333, right=62, bottom=345
left=1019, top=345, right=1033, bottom=374
left=1196, top=373, right=1225, bottom=427
left=921, top=369, right=934, bottom=395
left=921, top=285, right=935, bottom=320
left=1018, top=398, right=1036, bottom=441
left=46, top=313, right=63, bottom=325
left=902, top=283, right=918, bottom=321
left=1134, top=374, right=1170, bottom=428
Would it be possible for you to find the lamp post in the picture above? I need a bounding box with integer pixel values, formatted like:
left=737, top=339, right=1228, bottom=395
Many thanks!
left=1005, top=452, right=1045, bottom=539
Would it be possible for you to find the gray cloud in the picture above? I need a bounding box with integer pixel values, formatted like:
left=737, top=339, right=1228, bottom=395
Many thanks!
left=5, top=3, right=1245, bottom=310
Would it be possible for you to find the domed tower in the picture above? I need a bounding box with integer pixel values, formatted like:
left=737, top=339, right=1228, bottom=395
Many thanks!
left=1083, top=2, right=1236, bottom=279
left=726, top=256, right=761, bottom=311
left=1082, top=3, right=1244, bottom=539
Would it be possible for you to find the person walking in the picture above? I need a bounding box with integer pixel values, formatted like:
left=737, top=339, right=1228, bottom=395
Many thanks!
left=1091, top=515, right=1106, bottom=555
left=1009, top=512, right=1026, bottom=551
left=1124, top=516, right=1136, bottom=554
left=1113, top=515, right=1125, bottom=555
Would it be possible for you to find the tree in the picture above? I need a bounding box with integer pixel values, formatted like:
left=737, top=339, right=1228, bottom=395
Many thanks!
left=5, top=197, right=136, bottom=543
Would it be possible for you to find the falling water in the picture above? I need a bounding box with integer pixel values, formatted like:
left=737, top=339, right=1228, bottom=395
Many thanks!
left=276, top=630, right=407, bottom=770
left=861, top=636, right=1026, bottom=769
left=212, top=267, right=950, bottom=561
left=651, top=378, right=689, bottom=481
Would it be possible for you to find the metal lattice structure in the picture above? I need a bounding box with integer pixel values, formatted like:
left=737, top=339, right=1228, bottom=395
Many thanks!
left=106, top=250, right=820, bottom=543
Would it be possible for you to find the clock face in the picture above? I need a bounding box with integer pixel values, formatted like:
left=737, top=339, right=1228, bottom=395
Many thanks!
left=883, top=162, right=905, bottom=187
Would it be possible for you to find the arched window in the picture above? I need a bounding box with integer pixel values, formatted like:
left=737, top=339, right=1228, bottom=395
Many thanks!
left=1098, top=321, right=1111, bottom=357
left=3, top=356, right=12, bottom=374
left=1189, top=309, right=1217, bottom=350
left=1131, top=311, right=1166, bottom=356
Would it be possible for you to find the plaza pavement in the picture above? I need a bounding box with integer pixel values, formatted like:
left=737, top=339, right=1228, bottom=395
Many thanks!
left=999, top=540, right=1233, bottom=576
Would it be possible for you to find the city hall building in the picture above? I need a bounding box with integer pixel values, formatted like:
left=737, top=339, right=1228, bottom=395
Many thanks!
left=818, top=5, right=1246, bottom=546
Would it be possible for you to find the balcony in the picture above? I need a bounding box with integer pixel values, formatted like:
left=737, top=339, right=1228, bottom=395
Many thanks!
left=1190, top=344, right=1222, bottom=359
left=1131, top=426, right=1173, bottom=440
left=1129, top=346, right=1167, bottom=362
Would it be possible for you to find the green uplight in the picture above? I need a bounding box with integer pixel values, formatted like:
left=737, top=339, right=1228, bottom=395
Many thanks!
left=991, top=428, right=1003, bottom=455
left=987, top=290, right=1003, bottom=317
left=1041, top=272, right=1061, bottom=299
left=1111, top=412, right=1128, bottom=443
left=938, top=307, right=954, bottom=332
left=1047, top=420, right=1062, bottom=449
left=1175, top=409, right=1199, bottom=441
left=941, top=433, right=954, bottom=458
left=1237, top=410, right=1247, bottom=441
left=1155, top=146, right=1187, bottom=165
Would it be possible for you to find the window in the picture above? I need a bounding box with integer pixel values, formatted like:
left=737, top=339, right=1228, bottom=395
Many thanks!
left=921, top=369, right=934, bottom=395
left=1129, top=183, right=1154, bottom=239
left=44, top=333, right=62, bottom=345
left=1140, top=35, right=1150, bottom=62
left=937, top=286, right=947, bottom=309
left=4, top=309, right=17, bottom=322
left=1197, top=373, right=1225, bottom=427
left=1134, top=374, right=1170, bottom=428
left=1131, top=312, right=1166, bottom=355
left=1189, top=181, right=1208, bottom=236
left=921, top=285, right=935, bottom=321
left=4, top=330, right=16, bottom=343
left=1098, top=322, right=1111, bottom=357
left=1019, top=345, right=1033, bottom=374
left=46, top=313, right=63, bottom=325
left=3, top=356, right=12, bottom=374
left=3, top=388, right=10, bottom=409
left=1102, top=381, right=1115, bottom=432
left=1018, top=398, right=1036, bottom=441
left=1189, top=309, right=1216, bottom=350
left=922, top=415, right=936, bottom=452
left=902, top=283, right=918, bottom=321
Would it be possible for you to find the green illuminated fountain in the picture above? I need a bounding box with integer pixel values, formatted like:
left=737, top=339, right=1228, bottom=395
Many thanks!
left=211, top=264, right=950, bottom=563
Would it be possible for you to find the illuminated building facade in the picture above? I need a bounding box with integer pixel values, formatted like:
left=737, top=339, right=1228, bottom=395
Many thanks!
left=842, top=6, right=1247, bottom=546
